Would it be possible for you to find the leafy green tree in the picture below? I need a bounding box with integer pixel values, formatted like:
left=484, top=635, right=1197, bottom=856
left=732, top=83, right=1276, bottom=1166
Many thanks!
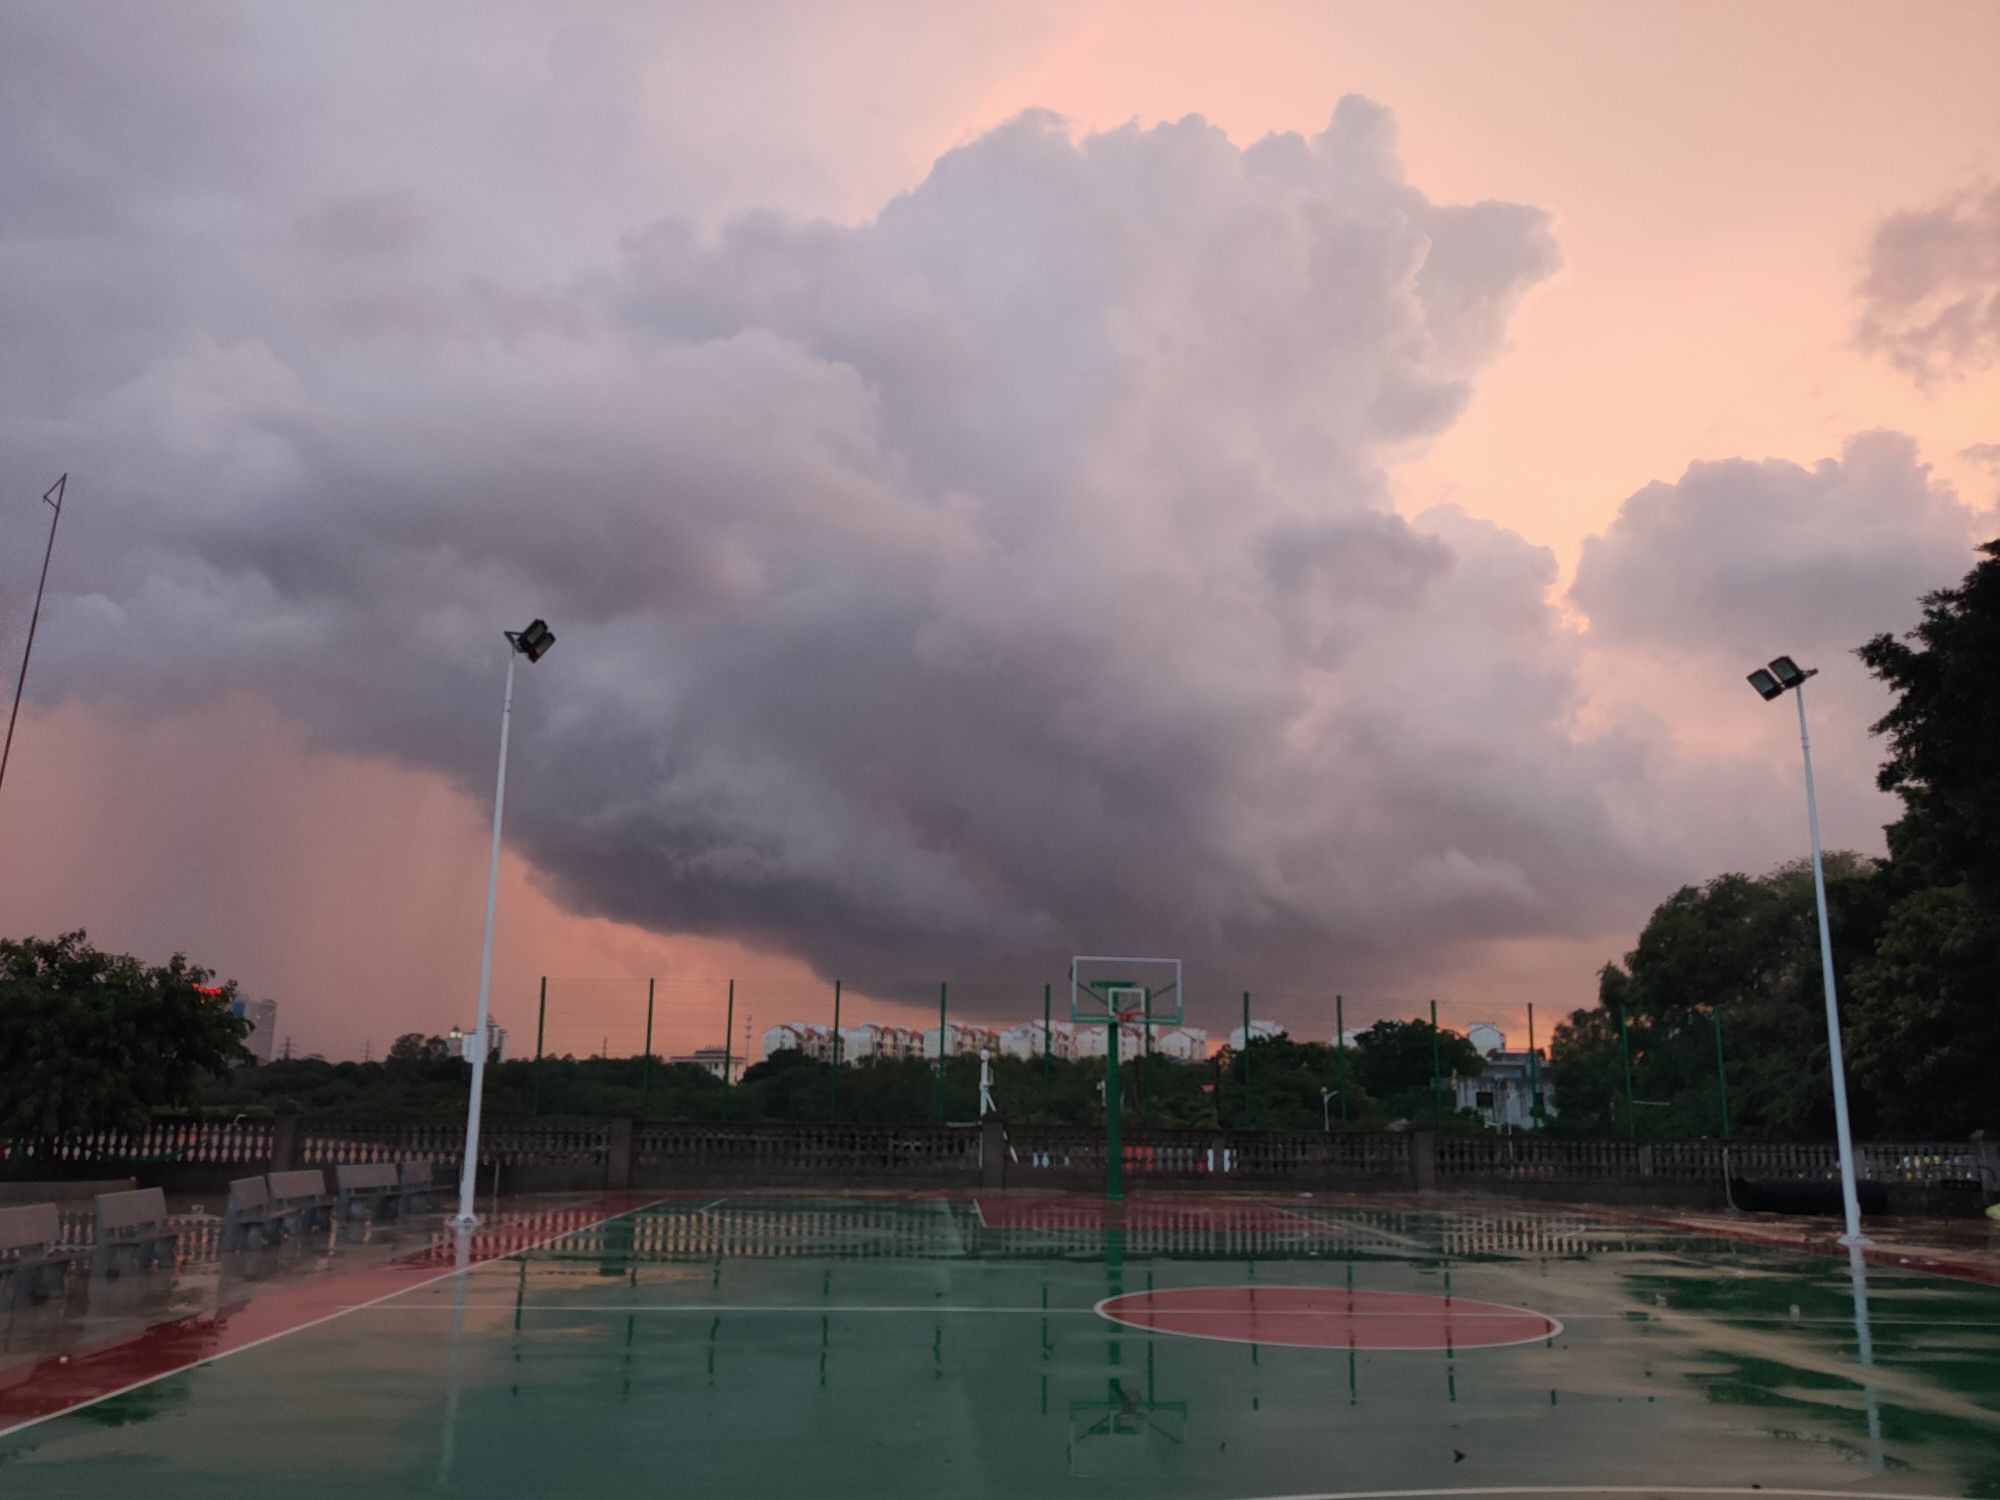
left=1858, top=538, right=2000, bottom=898
left=1846, top=877, right=2000, bottom=1137
left=0, top=931, right=250, bottom=1147
left=1348, top=1019, right=1483, bottom=1127
left=1846, top=539, right=2000, bottom=1136
left=1554, top=858, right=1888, bottom=1139
left=387, top=1032, right=453, bottom=1066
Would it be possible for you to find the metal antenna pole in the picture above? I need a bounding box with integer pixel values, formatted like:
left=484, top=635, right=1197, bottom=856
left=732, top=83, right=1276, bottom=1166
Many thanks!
left=1, top=474, right=68, bottom=800
left=1794, top=679, right=1867, bottom=1246
left=453, top=648, right=518, bottom=1229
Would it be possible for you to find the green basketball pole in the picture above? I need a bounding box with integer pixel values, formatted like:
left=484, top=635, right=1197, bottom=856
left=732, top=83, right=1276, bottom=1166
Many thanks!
left=1335, top=993, right=1348, bottom=1124
left=1712, top=1008, right=1731, bottom=1139
left=830, top=978, right=843, bottom=1122
left=1104, top=1009, right=1123, bottom=1202
left=531, top=977, right=547, bottom=1118
left=641, top=977, right=655, bottom=1118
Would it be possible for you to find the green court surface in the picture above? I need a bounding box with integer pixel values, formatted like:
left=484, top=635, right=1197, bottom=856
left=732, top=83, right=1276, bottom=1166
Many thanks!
left=4, top=1194, right=1998, bottom=1498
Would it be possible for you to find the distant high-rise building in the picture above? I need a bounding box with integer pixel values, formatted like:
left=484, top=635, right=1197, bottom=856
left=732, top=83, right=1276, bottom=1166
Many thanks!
left=230, top=997, right=278, bottom=1063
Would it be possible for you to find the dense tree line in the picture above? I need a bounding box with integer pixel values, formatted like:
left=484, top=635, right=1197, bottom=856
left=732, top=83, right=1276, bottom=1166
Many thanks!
left=1551, top=539, right=2000, bottom=1140
left=194, top=1018, right=1490, bottom=1131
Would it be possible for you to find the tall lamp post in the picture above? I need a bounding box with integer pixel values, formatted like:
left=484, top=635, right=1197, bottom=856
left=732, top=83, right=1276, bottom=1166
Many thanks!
left=1746, top=654, right=1867, bottom=1247
left=451, top=618, right=556, bottom=1230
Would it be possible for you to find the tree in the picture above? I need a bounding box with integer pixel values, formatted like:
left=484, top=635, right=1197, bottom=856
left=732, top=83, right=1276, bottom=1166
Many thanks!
left=386, top=1032, right=453, bottom=1066
left=1846, top=881, right=2000, bottom=1137
left=1847, top=539, right=2000, bottom=1136
left=1347, top=1020, right=1483, bottom=1128
left=1858, top=538, right=2000, bottom=899
left=0, top=931, right=250, bottom=1148
left=1553, top=859, right=1889, bottom=1139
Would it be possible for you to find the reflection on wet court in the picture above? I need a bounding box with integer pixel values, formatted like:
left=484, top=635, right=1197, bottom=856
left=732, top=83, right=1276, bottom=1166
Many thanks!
left=3, top=1195, right=1998, bottom=1499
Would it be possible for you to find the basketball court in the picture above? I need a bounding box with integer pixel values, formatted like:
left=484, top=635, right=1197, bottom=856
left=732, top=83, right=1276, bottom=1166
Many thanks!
left=4, top=1190, right=1998, bottom=1498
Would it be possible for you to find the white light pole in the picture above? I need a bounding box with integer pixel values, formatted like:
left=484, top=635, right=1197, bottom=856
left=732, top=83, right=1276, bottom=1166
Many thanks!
left=452, top=618, right=555, bottom=1230
left=1321, top=1088, right=1334, bottom=1132
left=1747, top=655, right=1868, bottom=1247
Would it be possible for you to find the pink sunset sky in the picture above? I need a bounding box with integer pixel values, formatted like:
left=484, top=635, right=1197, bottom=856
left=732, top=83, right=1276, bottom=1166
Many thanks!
left=1, top=1, right=1996, bottom=1061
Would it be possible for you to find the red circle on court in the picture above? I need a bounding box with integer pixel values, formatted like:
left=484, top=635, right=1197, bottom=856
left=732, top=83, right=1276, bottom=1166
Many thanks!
left=1096, top=1285, right=1560, bottom=1351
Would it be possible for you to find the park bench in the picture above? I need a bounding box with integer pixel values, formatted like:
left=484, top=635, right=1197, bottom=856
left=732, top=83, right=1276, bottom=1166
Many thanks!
left=222, top=1175, right=287, bottom=1250
left=398, top=1159, right=439, bottom=1214
left=335, top=1162, right=403, bottom=1222
left=93, top=1187, right=177, bottom=1276
left=0, top=1203, right=73, bottom=1304
left=266, top=1168, right=335, bottom=1236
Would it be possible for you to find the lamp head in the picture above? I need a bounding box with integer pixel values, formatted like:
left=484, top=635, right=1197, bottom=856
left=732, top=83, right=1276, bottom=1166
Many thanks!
left=1746, top=667, right=1784, bottom=701
left=1767, top=655, right=1811, bottom=689
left=507, top=618, right=556, bottom=662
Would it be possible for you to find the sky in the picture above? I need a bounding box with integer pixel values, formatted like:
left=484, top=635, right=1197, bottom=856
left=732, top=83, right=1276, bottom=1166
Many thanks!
left=1, top=1, right=1996, bottom=1062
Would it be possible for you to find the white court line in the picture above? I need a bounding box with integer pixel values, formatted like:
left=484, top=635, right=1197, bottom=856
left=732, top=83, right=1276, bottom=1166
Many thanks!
left=335, top=1302, right=2000, bottom=1327
left=1095, top=1286, right=1562, bottom=1352
left=1221, top=1490, right=1947, bottom=1500
left=0, top=1196, right=666, bottom=1443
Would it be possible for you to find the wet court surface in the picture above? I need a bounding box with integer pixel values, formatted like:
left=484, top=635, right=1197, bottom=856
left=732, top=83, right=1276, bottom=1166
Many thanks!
left=3, top=1194, right=1998, bottom=1498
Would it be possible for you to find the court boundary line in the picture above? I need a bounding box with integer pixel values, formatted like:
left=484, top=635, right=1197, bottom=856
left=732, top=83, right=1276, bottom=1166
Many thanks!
left=1222, top=1490, right=1942, bottom=1500
left=0, top=1193, right=664, bottom=1442
left=1095, top=1283, right=1564, bottom=1352
left=1216, top=1496, right=1936, bottom=1500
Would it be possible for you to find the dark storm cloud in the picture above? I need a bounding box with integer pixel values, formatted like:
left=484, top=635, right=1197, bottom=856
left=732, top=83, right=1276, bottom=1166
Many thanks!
left=14, top=13, right=1971, bottom=1016
left=1854, top=183, right=2000, bottom=383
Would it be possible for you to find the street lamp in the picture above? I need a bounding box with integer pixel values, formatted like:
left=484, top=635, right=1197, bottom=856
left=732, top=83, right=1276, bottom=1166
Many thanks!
left=1320, top=1087, right=1336, bottom=1132
left=451, top=618, right=556, bottom=1230
left=1745, top=654, right=1867, bottom=1246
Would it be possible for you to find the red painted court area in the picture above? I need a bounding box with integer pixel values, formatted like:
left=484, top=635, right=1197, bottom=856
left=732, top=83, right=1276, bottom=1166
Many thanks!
left=0, top=1194, right=657, bottom=1437
left=1097, top=1284, right=1561, bottom=1350
left=974, top=1194, right=1337, bottom=1235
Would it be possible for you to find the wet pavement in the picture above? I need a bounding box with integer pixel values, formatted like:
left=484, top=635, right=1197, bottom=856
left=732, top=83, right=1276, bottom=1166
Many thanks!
left=1, top=1194, right=1996, bottom=1498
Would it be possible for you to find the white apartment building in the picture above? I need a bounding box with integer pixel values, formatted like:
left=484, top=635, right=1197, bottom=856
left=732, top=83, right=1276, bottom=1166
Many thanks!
left=761, top=1022, right=834, bottom=1061
left=1226, top=1020, right=1285, bottom=1050
left=920, top=1020, right=998, bottom=1059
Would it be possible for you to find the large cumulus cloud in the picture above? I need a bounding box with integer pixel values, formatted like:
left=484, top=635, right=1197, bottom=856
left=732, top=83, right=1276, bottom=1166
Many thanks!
left=8, top=13, right=1984, bottom=1021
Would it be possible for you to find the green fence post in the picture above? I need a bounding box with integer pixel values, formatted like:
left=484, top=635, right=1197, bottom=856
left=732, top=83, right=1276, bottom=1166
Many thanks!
left=1430, top=999, right=1442, bottom=1129
left=723, top=978, right=735, bottom=1111
left=937, top=981, right=948, bottom=1122
left=531, top=977, right=547, bottom=1118
left=1527, top=1002, right=1543, bottom=1130
left=1618, top=1000, right=1637, bottom=1137
left=1335, top=993, right=1349, bottom=1124
left=1241, top=991, right=1252, bottom=1127
left=640, top=977, right=655, bottom=1118
left=1041, top=982, right=1052, bottom=1119
left=1104, top=1010, right=1123, bottom=1202
left=1711, top=1008, right=1731, bottom=1139
left=830, top=978, right=843, bottom=1122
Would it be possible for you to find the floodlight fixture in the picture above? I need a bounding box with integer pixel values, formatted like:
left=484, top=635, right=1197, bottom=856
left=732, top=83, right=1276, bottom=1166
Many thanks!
left=507, top=617, right=556, bottom=663
left=1746, top=668, right=1783, bottom=701
left=1767, top=655, right=1812, bottom=689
